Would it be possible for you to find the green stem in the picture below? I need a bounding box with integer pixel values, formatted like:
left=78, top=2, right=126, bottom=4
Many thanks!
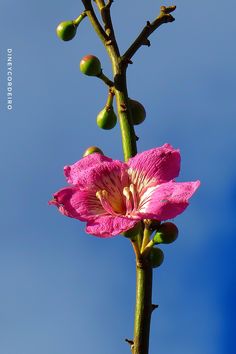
left=82, top=3, right=152, bottom=353
left=74, top=12, right=87, bottom=26
left=133, top=258, right=153, bottom=354
left=97, top=72, right=114, bottom=87
left=113, top=75, right=137, bottom=160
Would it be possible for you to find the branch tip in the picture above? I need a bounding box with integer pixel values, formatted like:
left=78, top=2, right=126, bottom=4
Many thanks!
left=123, top=4, right=177, bottom=61
left=160, top=5, right=176, bottom=14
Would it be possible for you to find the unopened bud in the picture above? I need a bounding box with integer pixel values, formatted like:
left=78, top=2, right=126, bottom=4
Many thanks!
left=80, top=55, right=102, bottom=76
left=153, top=222, right=178, bottom=244
left=83, top=146, right=104, bottom=157
left=150, top=248, right=164, bottom=268
left=97, top=107, right=117, bottom=130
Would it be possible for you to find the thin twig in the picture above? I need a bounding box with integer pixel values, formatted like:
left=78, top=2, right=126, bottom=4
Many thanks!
left=123, top=5, right=176, bottom=62
left=81, top=0, right=109, bottom=43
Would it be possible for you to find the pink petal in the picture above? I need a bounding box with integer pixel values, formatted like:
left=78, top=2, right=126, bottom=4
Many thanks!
left=137, top=180, right=200, bottom=220
left=65, top=155, right=129, bottom=200
left=64, top=153, right=112, bottom=186
left=127, top=144, right=181, bottom=188
left=49, top=187, right=105, bottom=221
left=86, top=215, right=139, bottom=238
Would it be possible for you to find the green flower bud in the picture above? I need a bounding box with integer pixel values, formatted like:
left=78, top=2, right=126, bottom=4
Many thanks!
left=129, top=99, right=146, bottom=125
left=153, top=222, right=179, bottom=244
left=56, top=21, right=77, bottom=41
left=56, top=14, right=86, bottom=42
left=96, top=107, right=117, bottom=130
left=150, top=248, right=164, bottom=268
left=80, top=55, right=102, bottom=76
left=83, top=146, right=104, bottom=157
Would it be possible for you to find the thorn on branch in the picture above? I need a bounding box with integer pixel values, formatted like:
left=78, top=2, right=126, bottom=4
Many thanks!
left=125, top=338, right=134, bottom=346
left=152, top=304, right=159, bottom=312
left=122, top=58, right=133, bottom=67
left=135, top=135, right=139, bottom=141
left=142, top=38, right=151, bottom=47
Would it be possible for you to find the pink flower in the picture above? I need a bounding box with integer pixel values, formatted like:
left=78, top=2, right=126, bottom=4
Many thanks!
left=49, top=144, right=200, bottom=237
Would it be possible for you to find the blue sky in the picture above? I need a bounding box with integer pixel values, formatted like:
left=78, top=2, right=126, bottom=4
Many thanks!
left=0, top=0, right=235, bottom=353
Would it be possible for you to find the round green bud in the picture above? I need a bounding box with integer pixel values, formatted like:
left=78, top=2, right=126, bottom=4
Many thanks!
left=150, top=248, right=164, bottom=268
left=96, top=107, right=117, bottom=130
left=56, top=21, right=77, bottom=41
left=83, top=146, right=104, bottom=157
left=80, top=55, right=102, bottom=76
left=129, top=99, right=146, bottom=125
left=153, top=222, right=179, bottom=244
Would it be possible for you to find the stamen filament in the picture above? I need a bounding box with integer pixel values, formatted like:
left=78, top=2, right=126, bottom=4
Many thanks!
left=96, top=190, right=117, bottom=215
left=123, top=187, right=133, bottom=215
left=130, top=184, right=138, bottom=211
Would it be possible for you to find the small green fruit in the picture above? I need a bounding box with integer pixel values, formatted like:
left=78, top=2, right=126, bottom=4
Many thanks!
left=80, top=55, right=102, bottom=76
left=56, top=21, right=77, bottom=41
left=129, top=99, right=146, bottom=125
left=97, top=107, right=117, bottom=130
left=150, top=248, right=164, bottom=268
left=83, top=146, right=104, bottom=157
left=153, top=222, right=179, bottom=244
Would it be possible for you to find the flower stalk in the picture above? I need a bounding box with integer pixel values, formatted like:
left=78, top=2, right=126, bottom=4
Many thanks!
left=63, top=2, right=177, bottom=353
left=133, top=257, right=153, bottom=354
left=80, top=2, right=177, bottom=353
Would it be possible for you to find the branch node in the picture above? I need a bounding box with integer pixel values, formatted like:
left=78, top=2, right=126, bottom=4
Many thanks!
left=120, top=103, right=127, bottom=112
left=105, top=39, right=113, bottom=46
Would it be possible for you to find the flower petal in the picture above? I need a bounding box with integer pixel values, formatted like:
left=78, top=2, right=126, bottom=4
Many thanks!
left=137, top=180, right=200, bottom=220
left=64, top=153, right=112, bottom=186
left=86, top=215, right=139, bottom=238
left=127, top=144, right=181, bottom=190
left=49, top=187, right=105, bottom=221
left=65, top=154, right=129, bottom=203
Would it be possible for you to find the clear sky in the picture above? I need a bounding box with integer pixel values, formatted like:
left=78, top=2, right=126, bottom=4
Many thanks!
left=0, top=1, right=235, bottom=353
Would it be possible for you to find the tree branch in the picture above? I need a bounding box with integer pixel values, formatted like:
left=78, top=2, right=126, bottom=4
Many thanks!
left=123, top=5, right=176, bottom=62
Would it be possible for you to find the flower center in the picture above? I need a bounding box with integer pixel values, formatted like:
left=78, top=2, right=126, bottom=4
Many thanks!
left=96, top=183, right=139, bottom=217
